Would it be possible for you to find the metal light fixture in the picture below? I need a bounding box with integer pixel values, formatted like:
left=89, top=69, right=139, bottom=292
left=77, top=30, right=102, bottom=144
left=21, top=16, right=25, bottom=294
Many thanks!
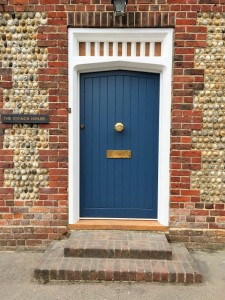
left=111, top=0, right=128, bottom=17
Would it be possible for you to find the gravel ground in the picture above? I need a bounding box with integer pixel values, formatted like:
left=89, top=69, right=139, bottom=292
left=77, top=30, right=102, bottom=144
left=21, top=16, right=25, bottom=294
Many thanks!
left=0, top=249, right=225, bottom=300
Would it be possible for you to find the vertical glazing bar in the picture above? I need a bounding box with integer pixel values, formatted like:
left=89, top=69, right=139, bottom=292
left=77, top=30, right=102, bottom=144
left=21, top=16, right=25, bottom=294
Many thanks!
left=150, top=42, right=155, bottom=57
left=95, top=42, right=100, bottom=56
left=113, top=42, right=118, bottom=57
left=131, top=42, right=136, bottom=57
left=86, top=42, right=91, bottom=56
left=140, top=42, right=145, bottom=57
left=104, top=42, right=109, bottom=56
left=122, top=42, right=127, bottom=57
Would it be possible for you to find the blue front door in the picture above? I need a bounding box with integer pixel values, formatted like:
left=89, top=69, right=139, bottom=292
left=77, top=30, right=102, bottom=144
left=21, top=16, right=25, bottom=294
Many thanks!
left=80, top=70, right=159, bottom=218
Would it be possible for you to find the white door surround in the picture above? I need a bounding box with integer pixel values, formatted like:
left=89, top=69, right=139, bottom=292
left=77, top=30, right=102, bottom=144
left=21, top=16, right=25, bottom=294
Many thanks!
left=68, top=28, right=173, bottom=226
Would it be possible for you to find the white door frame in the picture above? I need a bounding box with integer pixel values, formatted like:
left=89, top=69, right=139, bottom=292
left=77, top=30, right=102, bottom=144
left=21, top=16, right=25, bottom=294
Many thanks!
left=68, top=28, right=173, bottom=226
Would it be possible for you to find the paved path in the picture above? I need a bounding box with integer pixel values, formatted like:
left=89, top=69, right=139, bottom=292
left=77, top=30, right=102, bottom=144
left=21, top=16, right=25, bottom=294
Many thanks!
left=0, top=249, right=225, bottom=300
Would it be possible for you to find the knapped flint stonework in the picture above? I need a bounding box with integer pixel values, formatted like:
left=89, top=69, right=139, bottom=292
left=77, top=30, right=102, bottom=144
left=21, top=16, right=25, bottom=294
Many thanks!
left=192, top=12, right=225, bottom=203
left=0, top=12, right=49, bottom=203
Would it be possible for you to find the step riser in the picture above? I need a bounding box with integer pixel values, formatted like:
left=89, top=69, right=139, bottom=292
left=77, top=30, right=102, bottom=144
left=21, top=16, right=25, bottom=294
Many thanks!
left=34, top=268, right=202, bottom=284
left=64, top=248, right=172, bottom=260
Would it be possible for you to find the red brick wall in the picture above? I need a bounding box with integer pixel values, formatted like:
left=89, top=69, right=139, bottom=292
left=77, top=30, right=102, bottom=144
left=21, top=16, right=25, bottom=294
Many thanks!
left=0, top=0, right=225, bottom=249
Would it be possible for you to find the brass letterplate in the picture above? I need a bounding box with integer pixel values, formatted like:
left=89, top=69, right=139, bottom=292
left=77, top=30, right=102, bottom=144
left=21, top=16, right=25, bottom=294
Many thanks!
left=106, top=150, right=131, bottom=159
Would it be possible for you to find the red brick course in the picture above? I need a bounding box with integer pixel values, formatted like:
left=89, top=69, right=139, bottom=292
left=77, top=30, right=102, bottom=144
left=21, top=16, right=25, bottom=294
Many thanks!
left=0, top=1, right=225, bottom=249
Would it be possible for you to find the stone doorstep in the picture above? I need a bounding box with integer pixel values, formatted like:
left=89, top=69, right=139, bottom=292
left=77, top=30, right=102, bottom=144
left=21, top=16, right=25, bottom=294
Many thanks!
left=64, top=231, right=172, bottom=260
left=34, top=239, right=202, bottom=284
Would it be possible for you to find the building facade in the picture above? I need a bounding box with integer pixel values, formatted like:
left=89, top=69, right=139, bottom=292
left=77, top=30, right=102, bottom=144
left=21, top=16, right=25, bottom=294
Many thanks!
left=0, top=0, right=225, bottom=250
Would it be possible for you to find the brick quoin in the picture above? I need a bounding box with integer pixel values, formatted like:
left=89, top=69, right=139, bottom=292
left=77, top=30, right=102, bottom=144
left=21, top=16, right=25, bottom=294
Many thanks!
left=0, top=1, right=225, bottom=250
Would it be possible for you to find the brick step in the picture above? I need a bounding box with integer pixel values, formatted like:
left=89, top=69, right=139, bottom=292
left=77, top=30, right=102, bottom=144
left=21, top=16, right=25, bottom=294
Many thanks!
left=34, top=240, right=202, bottom=284
left=64, top=231, right=172, bottom=260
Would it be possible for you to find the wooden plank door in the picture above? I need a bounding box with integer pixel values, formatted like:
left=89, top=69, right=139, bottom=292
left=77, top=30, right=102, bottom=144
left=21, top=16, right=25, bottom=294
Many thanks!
left=80, top=70, right=160, bottom=218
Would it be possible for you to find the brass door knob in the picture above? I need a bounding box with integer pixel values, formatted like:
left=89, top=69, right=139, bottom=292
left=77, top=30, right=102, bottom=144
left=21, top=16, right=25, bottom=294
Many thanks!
left=114, top=122, right=124, bottom=132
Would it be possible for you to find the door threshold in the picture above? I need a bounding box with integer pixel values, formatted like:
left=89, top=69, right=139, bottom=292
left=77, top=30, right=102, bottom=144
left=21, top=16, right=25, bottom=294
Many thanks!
left=68, top=219, right=169, bottom=232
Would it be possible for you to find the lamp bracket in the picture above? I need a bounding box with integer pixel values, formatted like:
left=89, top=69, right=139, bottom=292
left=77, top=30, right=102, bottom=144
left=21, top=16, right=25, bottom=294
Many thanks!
left=111, top=0, right=128, bottom=17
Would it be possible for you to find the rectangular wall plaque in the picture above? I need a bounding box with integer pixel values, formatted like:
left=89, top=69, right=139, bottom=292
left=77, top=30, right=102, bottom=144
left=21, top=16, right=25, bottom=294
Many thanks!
left=1, top=114, right=49, bottom=124
left=106, top=150, right=132, bottom=159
